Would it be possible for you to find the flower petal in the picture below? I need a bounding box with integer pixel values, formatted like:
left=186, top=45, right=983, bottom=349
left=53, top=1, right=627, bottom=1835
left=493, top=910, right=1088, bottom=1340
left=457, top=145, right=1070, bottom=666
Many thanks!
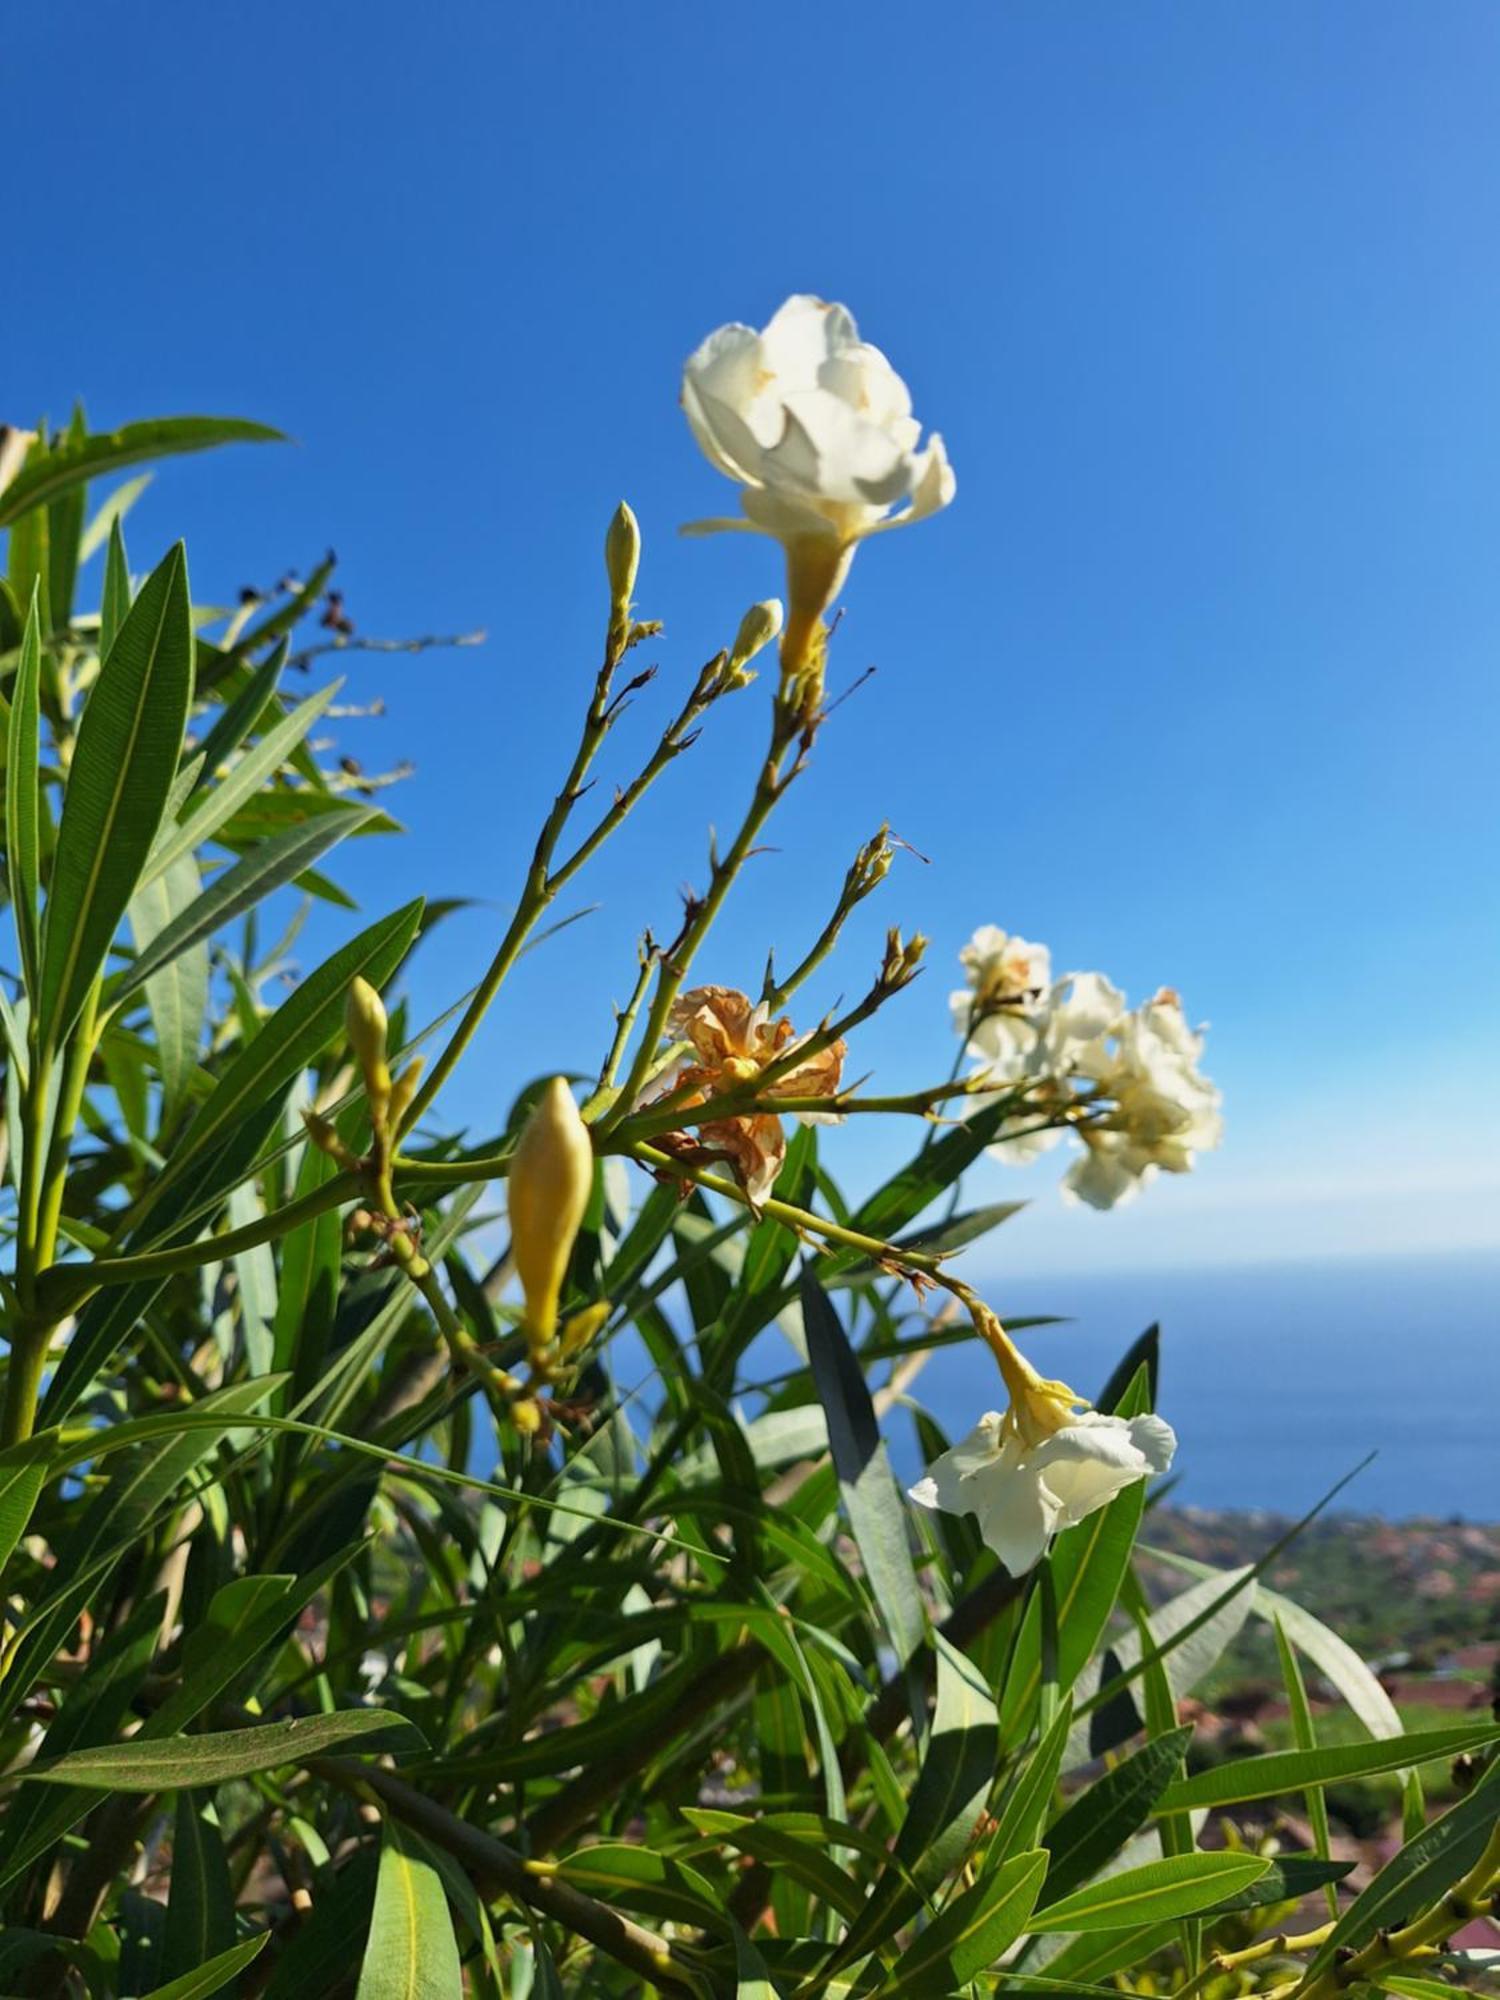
left=972, top=1458, right=1058, bottom=1573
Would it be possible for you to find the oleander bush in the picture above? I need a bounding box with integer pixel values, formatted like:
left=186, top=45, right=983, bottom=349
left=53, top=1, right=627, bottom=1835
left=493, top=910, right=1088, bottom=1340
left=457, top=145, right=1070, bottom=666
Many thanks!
left=0, top=308, right=1493, bottom=1999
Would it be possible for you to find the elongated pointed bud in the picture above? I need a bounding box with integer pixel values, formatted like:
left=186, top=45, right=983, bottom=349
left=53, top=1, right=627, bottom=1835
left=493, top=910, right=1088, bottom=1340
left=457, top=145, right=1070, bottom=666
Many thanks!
left=387, top=1055, right=426, bottom=1132
left=345, top=977, right=392, bottom=1122
left=727, top=599, right=783, bottom=679
left=605, top=501, right=641, bottom=652
left=508, top=1078, right=595, bottom=1349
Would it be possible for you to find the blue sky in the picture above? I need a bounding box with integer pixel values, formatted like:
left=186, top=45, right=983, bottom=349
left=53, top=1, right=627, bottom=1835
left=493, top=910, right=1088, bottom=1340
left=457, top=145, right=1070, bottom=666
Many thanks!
left=8, top=1, right=1498, bottom=1277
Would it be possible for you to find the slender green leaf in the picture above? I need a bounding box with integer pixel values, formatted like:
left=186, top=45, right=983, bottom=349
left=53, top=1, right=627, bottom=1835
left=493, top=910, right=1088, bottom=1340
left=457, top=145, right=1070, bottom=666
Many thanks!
left=128, top=850, right=208, bottom=1117
left=357, top=1817, right=463, bottom=2000
left=47, top=405, right=88, bottom=631
left=101, top=513, right=133, bottom=653
left=1273, top=1612, right=1341, bottom=1916
left=733, top=1924, right=786, bottom=1999
left=1201, top=1853, right=1352, bottom=1914
left=1041, top=1727, right=1193, bottom=1905
left=29, top=1708, right=422, bottom=1789
left=837, top=1632, right=999, bottom=1965
left=887, top=1848, right=1048, bottom=1995
left=681, top=1809, right=865, bottom=1920
left=119, top=804, right=376, bottom=1000
left=0, top=1431, right=54, bottom=1579
left=990, top=1695, right=1074, bottom=1862
left=1027, top=1853, right=1271, bottom=1933
left=38, top=541, right=193, bottom=1049
left=81, top=471, right=152, bottom=562
left=1156, top=1721, right=1500, bottom=1812
left=6, top=584, right=43, bottom=989
left=0, top=416, right=283, bottom=527
left=140, top=895, right=422, bottom=1214
left=1306, top=1756, right=1500, bottom=1974
left=803, top=1266, right=925, bottom=1669
left=162, top=1791, right=236, bottom=1980
left=555, top=1842, right=728, bottom=1931
left=138, top=1934, right=269, bottom=2000
left=144, top=674, right=344, bottom=885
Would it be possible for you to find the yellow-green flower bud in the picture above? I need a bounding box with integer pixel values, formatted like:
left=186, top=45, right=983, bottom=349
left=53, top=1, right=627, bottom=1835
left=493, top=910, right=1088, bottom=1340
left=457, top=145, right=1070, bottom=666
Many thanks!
left=728, top=598, right=784, bottom=674
left=510, top=1394, right=544, bottom=1437
left=508, top=1078, right=595, bottom=1348
left=345, top=977, right=392, bottom=1119
left=605, top=502, right=641, bottom=620
left=387, top=1055, right=426, bottom=1131
left=559, top=1300, right=610, bottom=1361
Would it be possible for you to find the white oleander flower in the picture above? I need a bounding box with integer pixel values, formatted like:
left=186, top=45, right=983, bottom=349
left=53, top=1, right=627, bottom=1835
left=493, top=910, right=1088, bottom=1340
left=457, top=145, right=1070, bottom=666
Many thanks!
left=1062, top=987, right=1223, bottom=1207
left=682, top=295, right=954, bottom=674
left=910, top=1408, right=1177, bottom=1572
left=908, top=1300, right=1176, bottom=1572
left=952, top=926, right=1053, bottom=1050
left=952, top=928, right=1220, bottom=1207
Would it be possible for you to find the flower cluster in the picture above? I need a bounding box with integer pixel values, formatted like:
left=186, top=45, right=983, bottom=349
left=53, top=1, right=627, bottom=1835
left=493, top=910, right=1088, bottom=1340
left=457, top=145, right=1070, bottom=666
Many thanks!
left=953, top=926, right=1222, bottom=1208
left=650, top=985, right=845, bottom=1205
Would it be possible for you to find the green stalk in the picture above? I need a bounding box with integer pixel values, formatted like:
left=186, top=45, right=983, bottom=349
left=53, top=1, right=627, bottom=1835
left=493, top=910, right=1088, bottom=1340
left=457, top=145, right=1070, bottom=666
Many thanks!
left=601, top=702, right=805, bottom=1130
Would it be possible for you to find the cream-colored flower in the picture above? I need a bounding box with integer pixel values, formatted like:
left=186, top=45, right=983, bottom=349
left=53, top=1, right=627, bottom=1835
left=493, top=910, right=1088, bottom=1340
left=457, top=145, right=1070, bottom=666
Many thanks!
left=909, top=1298, right=1175, bottom=1571
left=910, top=1406, right=1177, bottom=1573
left=681, top=296, right=954, bottom=674
left=952, top=926, right=1052, bottom=1043
left=1062, top=988, right=1223, bottom=1206
left=951, top=925, right=1220, bottom=1207
left=652, top=986, right=845, bottom=1206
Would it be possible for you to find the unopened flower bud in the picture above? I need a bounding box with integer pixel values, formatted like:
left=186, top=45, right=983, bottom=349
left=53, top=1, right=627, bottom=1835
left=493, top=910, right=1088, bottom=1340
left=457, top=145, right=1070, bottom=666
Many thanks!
left=846, top=824, right=894, bottom=902
left=605, top=502, right=641, bottom=632
left=559, top=1300, right=610, bottom=1361
left=508, top=1078, right=595, bottom=1348
left=388, top=1055, right=426, bottom=1132
left=303, top=1106, right=358, bottom=1170
left=345, top=977, right=391, bottom=1119
left=879, top=927, right=928, bottom=991
left=510, top=1395, right=544, bottom=1436
left=728, top=599, right=784, bottom=675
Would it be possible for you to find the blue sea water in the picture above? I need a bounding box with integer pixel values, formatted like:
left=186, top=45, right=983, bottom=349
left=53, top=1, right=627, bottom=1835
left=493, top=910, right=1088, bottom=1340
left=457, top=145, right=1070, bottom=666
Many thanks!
left=901, top=1249, right=1499, bottom=1521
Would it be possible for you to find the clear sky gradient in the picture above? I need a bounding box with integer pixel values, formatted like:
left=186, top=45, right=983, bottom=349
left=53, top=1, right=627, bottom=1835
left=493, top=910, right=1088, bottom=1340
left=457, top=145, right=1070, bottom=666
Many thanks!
left=8, top=2, right=1497, bottom=1277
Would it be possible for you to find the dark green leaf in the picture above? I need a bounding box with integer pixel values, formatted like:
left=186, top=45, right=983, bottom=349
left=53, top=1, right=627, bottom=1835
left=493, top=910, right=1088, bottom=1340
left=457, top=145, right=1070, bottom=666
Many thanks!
left=1306, top=1756, right=1500, bottom=1974
left=802, top=1266, right=925, bottom=1669
left=1041, top=1727, right=1192, bottom=1905
left=6, top=584, right=42, bottom=988
left=162, top=1791, right=236, bottom=1980
left=29, top=1708, right=423, bottom=1789
left=0, top=1431, right=54, bottom=1579
left=38, top=541, right=193, bottom=1050
left=887, top=1848, right=1048, bottom=1995
left=138, top=1934, right=270, bottom=2000
left=1156, top=1721, right=1500, bottom=1812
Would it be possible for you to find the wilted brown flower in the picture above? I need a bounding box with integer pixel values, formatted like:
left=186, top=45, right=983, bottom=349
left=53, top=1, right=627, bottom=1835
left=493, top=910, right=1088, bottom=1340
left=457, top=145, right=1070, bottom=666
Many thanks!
left=652, top=985, right=845, bottom=1205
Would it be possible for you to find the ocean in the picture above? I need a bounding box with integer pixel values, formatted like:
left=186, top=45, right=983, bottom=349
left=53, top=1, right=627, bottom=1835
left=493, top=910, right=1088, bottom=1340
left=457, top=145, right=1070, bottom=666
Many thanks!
left=904, top=1248, right=1500, bottom=1521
